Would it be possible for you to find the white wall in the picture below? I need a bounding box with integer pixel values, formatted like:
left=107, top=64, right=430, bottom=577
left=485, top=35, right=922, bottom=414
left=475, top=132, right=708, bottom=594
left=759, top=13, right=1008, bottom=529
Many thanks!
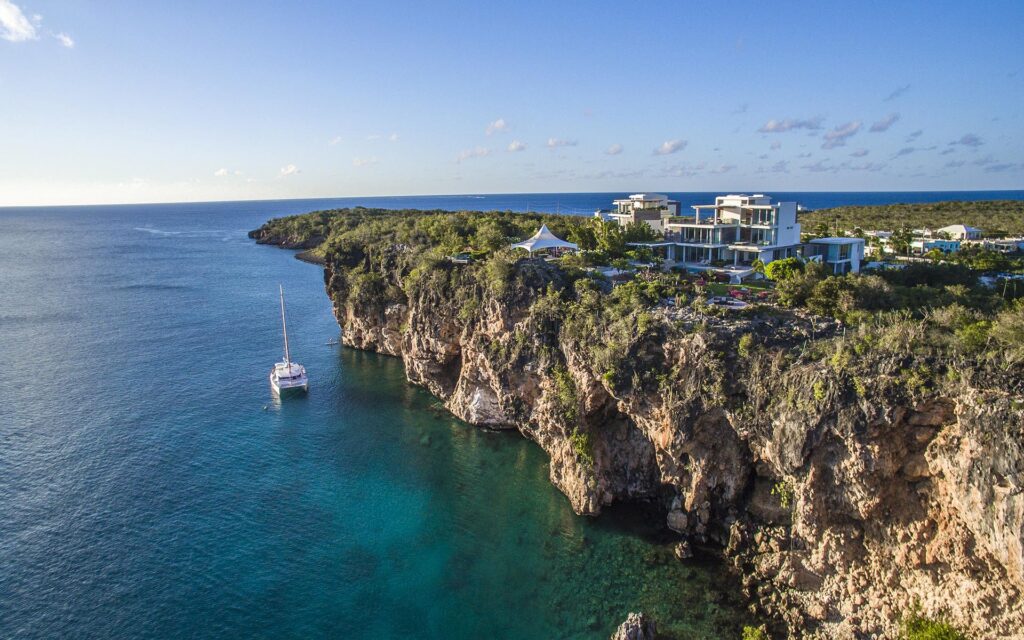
left=776, top=202, right=801, bottom=246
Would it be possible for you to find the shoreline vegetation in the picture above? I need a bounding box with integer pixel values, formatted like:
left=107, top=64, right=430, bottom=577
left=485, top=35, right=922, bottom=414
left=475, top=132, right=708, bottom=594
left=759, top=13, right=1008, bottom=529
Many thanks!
left=802, top=200, right=1024, bottom=237
left=250, top=202, right=1023, bottom=640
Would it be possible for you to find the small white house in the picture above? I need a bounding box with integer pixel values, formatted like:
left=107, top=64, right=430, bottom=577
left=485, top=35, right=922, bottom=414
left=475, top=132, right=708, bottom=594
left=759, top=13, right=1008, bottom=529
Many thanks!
left=804, top=237, right=865, bottom=274
left=936, top=224, right=983, bottom=240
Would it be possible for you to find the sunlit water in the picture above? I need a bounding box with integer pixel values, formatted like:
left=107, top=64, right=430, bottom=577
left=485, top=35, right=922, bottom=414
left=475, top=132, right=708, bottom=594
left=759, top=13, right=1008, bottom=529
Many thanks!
left=0, top=200, right=758, bottom=639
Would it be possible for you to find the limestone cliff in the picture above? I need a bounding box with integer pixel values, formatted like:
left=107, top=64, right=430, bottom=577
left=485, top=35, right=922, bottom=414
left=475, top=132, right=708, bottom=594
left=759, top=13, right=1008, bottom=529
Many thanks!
left=316, top=255, right=1024, bottom=640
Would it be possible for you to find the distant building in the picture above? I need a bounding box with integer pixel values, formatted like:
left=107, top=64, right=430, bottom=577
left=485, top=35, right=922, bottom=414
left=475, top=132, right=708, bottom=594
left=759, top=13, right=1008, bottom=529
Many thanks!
left=936, top=224, right=983, bottom=240
left=804, top=237, right=866, bottom=274
left=963, top=237, right=1024, bottom=253
left=911, top=237, right=961, bottom=254
left=598, top=193, right=680, bottom=233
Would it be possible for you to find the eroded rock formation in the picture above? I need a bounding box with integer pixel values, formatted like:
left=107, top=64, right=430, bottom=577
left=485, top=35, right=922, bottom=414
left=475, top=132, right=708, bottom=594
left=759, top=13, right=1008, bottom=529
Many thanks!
left=319, top=256, right=1022, bottom=639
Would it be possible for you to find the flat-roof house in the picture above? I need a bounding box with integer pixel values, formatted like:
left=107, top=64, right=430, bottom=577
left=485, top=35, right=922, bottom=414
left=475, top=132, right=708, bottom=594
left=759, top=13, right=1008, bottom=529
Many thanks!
left=936, top=224, right=983, bottom=240
left=599, top=193, right=680, bottom=233
left=804, top=237, right=865, bottom=274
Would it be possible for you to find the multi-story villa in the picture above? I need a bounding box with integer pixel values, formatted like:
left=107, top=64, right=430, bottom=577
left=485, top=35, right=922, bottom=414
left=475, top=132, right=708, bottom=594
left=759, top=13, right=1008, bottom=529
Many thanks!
left=652, top=194, right=802, bottom=278
left=597, top=193, right=680, bottom=233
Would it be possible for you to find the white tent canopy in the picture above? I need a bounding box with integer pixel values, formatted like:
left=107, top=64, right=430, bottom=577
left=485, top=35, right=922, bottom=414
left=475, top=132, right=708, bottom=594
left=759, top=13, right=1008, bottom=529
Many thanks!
left=510, top=224, right=579, bottom=254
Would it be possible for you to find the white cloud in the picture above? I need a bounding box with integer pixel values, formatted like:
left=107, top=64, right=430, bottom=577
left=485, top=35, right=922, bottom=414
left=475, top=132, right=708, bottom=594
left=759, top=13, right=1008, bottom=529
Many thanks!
left=456, top=147, right=490, bottom=162
left=352, top=157, right=378, bottom=167
left=366, top=134, right=381, bottom=141
left=53, top=31, right=73, bottom=48
left=328, top=136, right=342, bottom=146
left=822, top=121, right=862, bottom=149
left=653, top=139, right=686, bottom=155
left=388, top=132, right=399, bottom=142
left=758, top=117, right=823, bottom=133
left=0, top=0, right=37, bottom=42
left=605, top=143, right=623, bottom=155
left=279, top=164, right=300, bottom=177
left=884, top=84, right=911, bottom=101
left=850, top=149, right=869, bottom=157
left=507, top=140, right=526, bottom=152
left=710, top=164, right=736, bottom=174
left=770, top=141, right=782, bottom=151
left=546, top=137, right=577, bottom=148
left=869, top=113, right=900, bottom=132
left=660, top=161, right=705, bottom=178
left=486, top=118, right=508, bottom=135
left=213, top=168, right=229, bottom=177
left=949, top=133, right=983, bottom=147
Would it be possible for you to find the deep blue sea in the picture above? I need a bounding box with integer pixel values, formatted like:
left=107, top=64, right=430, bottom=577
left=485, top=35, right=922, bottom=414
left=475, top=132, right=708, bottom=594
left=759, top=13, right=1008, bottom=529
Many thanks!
left=1, top=191, right=1021, bottom=639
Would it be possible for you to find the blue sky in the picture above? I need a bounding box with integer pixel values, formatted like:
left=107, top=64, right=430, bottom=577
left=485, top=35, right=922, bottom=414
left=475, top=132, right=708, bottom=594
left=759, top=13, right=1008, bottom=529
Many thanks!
left=1, top=1, right=1022, bottom=205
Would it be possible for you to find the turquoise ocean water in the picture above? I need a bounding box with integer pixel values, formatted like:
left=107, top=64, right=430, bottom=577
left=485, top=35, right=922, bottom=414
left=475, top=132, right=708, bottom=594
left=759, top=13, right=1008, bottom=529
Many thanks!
left=2, top=192, right=1020, bottom=639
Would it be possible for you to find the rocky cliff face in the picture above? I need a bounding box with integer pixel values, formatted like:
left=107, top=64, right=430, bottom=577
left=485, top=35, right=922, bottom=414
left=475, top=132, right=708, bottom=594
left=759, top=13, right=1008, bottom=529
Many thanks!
left=321, top=259, right=1024, bottom=639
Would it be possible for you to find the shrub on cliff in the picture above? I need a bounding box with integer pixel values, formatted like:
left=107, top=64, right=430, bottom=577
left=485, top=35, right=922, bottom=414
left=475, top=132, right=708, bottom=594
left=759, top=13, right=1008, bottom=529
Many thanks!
left=899, top=610, right=967, bottom=640
left=991, top=300, right=1024, bottom=363
left=742, top=624, right=771, bottom=640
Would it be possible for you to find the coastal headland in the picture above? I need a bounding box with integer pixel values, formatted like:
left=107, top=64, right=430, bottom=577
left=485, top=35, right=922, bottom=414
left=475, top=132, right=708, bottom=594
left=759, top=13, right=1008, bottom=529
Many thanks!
left=251, top=204, right=1024, bottom=639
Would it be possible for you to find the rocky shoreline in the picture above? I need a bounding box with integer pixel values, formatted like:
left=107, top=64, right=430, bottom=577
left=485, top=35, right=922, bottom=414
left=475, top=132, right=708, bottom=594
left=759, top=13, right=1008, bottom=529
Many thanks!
left=252, top=223, right=1024, bottom=639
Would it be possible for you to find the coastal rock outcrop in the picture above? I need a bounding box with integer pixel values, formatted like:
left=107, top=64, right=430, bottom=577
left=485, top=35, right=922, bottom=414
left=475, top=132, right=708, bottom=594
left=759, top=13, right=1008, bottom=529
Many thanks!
left=318, top=256, right=1024, bottom=639
left=610, top=612, right=657, bottom=640
left=243, top=221, right=1024, bottom=640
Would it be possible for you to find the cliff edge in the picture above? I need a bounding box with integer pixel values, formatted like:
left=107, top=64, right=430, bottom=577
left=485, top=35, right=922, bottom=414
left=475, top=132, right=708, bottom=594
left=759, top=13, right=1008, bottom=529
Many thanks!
left=253, top=209, right=1024, bottom=639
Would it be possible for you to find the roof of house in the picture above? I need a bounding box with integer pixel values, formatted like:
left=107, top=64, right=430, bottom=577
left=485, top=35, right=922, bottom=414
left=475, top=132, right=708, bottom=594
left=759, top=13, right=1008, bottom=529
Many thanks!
left=937, top=224, right=983, bottom=234
left=510, top=224, right=578, bottom=253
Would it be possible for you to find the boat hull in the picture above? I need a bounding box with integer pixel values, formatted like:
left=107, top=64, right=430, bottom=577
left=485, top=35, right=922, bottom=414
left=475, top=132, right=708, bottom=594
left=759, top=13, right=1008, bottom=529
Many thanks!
left=270, top=371, right=308, bottom=396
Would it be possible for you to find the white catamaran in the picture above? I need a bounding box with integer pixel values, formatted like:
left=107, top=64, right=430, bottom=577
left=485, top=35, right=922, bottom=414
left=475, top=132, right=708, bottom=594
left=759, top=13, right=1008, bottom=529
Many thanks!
left=270, top=285, right=308, bottom=395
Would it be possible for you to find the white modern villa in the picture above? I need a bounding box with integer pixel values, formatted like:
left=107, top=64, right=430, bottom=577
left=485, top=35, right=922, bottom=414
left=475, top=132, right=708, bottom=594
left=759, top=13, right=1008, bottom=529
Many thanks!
left=596, top=193, right=681, bottom=233
left=622, top=194, right=802, bottom=281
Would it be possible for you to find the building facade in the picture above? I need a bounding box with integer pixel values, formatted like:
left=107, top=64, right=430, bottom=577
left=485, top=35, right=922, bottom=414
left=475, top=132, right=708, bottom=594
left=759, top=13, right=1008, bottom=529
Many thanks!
left=936, top=224, right=983, bottom=240
left=598, top=193, right=681, bottom=233
left=804, top=237, right=866, bottom=274
left=621, top=193, right=802, bottom=281
left=662, top=194, right=802, bottom=267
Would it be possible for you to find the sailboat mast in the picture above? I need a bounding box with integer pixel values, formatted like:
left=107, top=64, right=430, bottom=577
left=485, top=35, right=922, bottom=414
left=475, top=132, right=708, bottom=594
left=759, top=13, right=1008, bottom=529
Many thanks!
left=279, top=285, right=291, bottom=365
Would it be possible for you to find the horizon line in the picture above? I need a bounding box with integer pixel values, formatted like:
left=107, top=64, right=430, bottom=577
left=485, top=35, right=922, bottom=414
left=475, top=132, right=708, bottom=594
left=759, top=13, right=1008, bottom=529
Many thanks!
left=3, top=188, right=1024, bottom=210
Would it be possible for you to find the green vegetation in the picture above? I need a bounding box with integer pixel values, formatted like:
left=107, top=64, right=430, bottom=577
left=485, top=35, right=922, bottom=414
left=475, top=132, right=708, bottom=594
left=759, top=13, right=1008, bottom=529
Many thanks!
left=763, top=257, right=804, bottom=282
left=737, top=333, right=755, bottom=358
left=900, top=608, right=968, bottom=640
left=802, top=200, right=1024, bottom=237
left=569, top=428, right=596, bottom=468
left=770, top=481, right=794, bottom=509
left=552, top=365, right=580, bottom=424
left=742, top=624, right=771, bottom=640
